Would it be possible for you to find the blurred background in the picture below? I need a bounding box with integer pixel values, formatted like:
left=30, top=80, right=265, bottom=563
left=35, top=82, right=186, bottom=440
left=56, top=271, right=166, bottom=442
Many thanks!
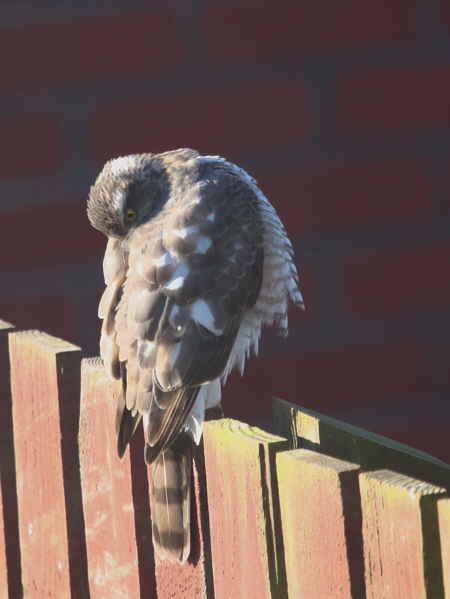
left=1, top=1, right=449, bottom=460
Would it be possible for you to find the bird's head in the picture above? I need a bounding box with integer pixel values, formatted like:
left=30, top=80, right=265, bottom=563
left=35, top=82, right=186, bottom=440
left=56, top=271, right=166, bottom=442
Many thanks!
left=87, top=153, right=169, bottom=238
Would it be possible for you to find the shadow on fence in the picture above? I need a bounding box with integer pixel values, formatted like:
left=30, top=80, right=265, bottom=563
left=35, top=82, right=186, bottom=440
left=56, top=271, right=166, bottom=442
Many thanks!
left=0, top=319, right=449, bottom=598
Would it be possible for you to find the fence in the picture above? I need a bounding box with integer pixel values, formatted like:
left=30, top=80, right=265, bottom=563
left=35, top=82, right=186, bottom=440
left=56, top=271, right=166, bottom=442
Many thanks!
left=0, top=319, right=449, bottom=598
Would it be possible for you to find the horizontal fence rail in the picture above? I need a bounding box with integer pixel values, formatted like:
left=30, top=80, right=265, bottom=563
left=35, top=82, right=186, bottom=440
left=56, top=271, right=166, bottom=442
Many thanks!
left=0, top=319, right=449, bottom=598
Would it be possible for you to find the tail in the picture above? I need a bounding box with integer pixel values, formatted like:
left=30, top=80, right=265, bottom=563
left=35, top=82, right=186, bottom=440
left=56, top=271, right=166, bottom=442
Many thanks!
left=147, top=433, right=193, bottom=563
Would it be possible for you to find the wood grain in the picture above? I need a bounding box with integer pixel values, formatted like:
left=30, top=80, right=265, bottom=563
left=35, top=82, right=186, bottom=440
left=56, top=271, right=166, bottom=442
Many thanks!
left=9, top=330, right=85, bottom=598
left=80, top=357, right=156, bottom=598
left=203, top=418, right=289, bottom=599
left=360, top=469, right=447, bottom=598
left=277, top=448, right=363, bottom=598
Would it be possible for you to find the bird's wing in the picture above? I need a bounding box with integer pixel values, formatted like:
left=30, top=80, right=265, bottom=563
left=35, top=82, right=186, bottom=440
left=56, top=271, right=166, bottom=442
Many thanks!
left=101, top=169, right=263, bottom=459
left=98, top=237, right=128, bottom=380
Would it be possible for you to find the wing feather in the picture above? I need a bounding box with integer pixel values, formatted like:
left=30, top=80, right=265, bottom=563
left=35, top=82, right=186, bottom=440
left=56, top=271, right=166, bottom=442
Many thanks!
left=106, top=168, right=263, bottom=460
left=99, top=238, right=127, bottom=379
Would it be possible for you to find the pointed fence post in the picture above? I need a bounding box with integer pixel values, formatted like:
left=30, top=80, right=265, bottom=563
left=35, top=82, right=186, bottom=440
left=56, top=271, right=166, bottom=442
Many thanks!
left=79, top=357, right=157, bottom=598
left=8, top=330, right=88, bottom=598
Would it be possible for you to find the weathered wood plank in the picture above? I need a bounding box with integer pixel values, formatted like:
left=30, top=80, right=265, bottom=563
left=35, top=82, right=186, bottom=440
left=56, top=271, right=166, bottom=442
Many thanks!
left=203, top=418, right=289, bottom=599
left=0, top=320, right=18, bottom=599
left=360, top=469, right=447, bottom=598
left=276, top=448, right=363, bottom=598
left=9, top=330, right=87, bottom=598
left=273, top=397, right=450, bottom=489
left=79, top=357, right=156, bottom=598
left=437, top=497, right=450, bottom=596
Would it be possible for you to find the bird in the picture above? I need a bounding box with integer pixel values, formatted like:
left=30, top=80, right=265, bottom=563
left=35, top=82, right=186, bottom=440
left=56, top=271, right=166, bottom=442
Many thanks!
left=87, top=148, right=304, bottom=563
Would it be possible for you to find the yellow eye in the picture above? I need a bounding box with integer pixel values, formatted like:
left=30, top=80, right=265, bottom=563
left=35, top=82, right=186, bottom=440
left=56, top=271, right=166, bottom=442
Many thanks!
left=125, top=208, right=137, bottom=223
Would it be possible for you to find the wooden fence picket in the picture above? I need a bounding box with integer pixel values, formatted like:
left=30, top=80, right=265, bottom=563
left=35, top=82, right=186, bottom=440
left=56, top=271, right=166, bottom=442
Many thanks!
left=203, top=419, right=289, bottom=599
left=8, top=330, right=86, bottom=598
left=360, top=469, right=447, bottom=599
left=79, top=358, right=156, bottom=598
left=276, top=449, right=363, bottom=598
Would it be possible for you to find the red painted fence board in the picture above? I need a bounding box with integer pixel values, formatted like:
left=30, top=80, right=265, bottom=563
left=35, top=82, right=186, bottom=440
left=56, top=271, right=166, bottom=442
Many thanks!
left=276, top=449, right=363, bottom=598
left=79, top=357, right=156, bottom=598
left=203, top=419, right=289, bottom=599
left=8, top=330, right=84, bottom=598
left=360, top=469, right=447, bottom=599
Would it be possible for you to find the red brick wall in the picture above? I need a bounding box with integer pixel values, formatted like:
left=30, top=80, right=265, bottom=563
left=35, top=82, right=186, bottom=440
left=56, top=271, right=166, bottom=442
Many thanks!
left=1, top=1, right=449, bottom=459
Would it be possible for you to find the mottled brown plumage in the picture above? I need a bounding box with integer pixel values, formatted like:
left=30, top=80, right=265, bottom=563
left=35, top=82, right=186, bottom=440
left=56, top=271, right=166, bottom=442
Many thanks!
left=88, top=148, right=303, bottom=562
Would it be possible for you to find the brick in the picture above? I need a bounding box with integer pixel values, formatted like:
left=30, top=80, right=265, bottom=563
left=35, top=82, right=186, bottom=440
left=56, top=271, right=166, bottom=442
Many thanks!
left=277, top=449, right=363, bottom=598
left=437, top=498, right=450, bottom=596
left=337, top=66, right=450, bottom=134
left=0, top=296, right=75, bottom=344
left=205, top=1, right=415, bottom=61
left=91, top=82, right=310, bottom=164
left=343, top=244, right=450, bottom=314
left=272, top=399, right=450, bottom=489
left=203, top=419, right=289, bottom=599
left=226, top=343, right=450, bottom=423
left=0, top=12, right=182, bottom=89
left=441, top=1, right=450, bottom=33
left=9, top=330, right=86, bottom=597
left=0, top=321, right=21, bottom=599
left=360, top=470, right=447, bottom=598
left=79, top=358, right=152, bottom=598
left=0, top=116, right=62, bottom=178
left=0, top=200, right=104, bottom=270
left=261, top=159, right=435, bottom=235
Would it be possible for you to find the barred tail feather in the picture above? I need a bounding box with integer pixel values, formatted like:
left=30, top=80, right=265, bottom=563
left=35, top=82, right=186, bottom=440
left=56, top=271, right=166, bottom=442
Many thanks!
left=148, top=433, right=192, bottom=563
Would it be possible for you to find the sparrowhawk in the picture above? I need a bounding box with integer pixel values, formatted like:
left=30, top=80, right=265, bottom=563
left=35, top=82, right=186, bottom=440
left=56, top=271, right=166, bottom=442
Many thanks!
left=87, top=148, right=303, bottom=563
